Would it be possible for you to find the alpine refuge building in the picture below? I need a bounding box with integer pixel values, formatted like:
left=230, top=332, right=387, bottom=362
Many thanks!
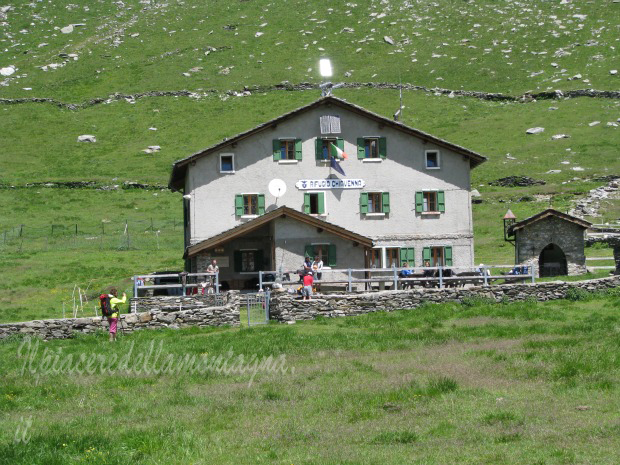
left=169, top=96, right=487, bottom=290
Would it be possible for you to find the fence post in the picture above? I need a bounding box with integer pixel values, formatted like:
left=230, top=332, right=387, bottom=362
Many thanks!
left=438, top=266, right=443, bottom=289
left=75, top=224, right=78, bottom=236
left=392, top=265, right=398, bottom=290
left=133, top=275, right=138, bottom=300
left=347, top=269, right=352, bottom=292
left=19, top=225, right=23, bottom=237
left=101, top=222, right=105, bottom=235
left=530, top=266, right=535, bottom=283
left=259, top=270, right=263, bottom=291
left=215, top=272, right=219, bottom=294
left=483, top=266, right=489, bottom=287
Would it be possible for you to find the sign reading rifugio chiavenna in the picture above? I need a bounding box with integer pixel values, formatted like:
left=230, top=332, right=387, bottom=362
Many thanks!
left=295, top=179, right=365, bottom=190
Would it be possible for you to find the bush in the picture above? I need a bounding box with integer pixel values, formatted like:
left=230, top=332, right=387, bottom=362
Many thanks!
left=565, top=288, right=592, bottom=301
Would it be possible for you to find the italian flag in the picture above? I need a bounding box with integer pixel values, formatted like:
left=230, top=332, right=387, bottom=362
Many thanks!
left=330, top=142, right=348, bottom=160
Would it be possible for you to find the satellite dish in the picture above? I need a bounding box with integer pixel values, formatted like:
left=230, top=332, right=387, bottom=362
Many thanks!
left=268, top=179, right=287, bottom=198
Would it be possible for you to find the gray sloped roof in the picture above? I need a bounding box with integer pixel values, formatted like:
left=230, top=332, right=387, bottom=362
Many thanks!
left=168, top=95, right=487, bottom=191
left=508, top=209, right=592, bottom=234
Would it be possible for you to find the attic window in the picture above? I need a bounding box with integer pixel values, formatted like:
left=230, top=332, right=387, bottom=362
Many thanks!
left=220, top=153, right=234, bottom=173
left=320, top=115, right=341, bottom=134
left=425, top=150, right=440, bottom=169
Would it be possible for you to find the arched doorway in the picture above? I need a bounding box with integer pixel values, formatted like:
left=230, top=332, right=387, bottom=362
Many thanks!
left=538, top=243, right=568, bottom=277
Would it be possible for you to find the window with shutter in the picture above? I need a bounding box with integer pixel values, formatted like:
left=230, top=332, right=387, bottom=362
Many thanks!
left=361, top=192, right=389, bottom=214
left=304, top=193, right=325, bottom=215
left=305, top=244, right=336, bottom=267
left=236, top=194, right=264, bottom=216
left=417, top=191, right=445, bottom=214
left=423, top=246, right=450, bottom=267
left=358, top=137, right=387, bottom=159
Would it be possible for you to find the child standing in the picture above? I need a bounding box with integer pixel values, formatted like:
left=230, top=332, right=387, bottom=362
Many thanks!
left=302, top=272, right=314, bottom=301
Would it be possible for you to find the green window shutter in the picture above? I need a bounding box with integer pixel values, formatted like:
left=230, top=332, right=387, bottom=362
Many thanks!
left=407, top=248, right=415, bottom=265
left=295, top=139, right=302, bottom=161
left=423, top=247, right=431, bottom=262
left=318, top=192, right=325, bottom=214
left=315, top=138, right=323, bottom=160
left=272, top=139, right=281, bottom=161
left=303, top=193, right=311, bottom=214
left=437, top=191, right=445, bottom=213
left=255, top=250, right=264, bottom=271
left=304, top=245, right=314, bottom=259
left=415, top=192, right=424, bottom=213
left=379, top=137, right=387, bottom=159
left=399, top=248, right=408, bottom=266
left=400, top=248, right=415, bottom=266
left=360, top=192, right=369, bottom=214
left=382, top=192, right=390, bottom=213
left=257, top=194, right=265, bottom=215
left=235, top=194, right=244, bottom=216
left=328, top=244, right=337, bottom=267
left=336, top=138, right=344, bottom=152
left=444, top=246, right=453, bottom=266
left=233, top=251, right=242, bottom=272
left=357, top=138, right=365, bottom=159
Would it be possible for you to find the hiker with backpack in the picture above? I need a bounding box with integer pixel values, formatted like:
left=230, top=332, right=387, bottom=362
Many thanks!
left=100, top=288, right=126, bottom=342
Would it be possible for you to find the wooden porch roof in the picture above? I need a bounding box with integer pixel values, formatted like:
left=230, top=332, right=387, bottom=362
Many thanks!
left=185, top=206, right=373, bottom=258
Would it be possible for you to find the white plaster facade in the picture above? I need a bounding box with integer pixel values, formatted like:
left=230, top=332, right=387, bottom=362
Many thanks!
left=169, top=97, right=486, bottom=288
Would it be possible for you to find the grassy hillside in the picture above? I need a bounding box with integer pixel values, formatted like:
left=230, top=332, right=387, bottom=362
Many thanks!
left=1, top=0, right=619, bottom=322
left=2, top=295, right=620, bottom=464
left=1, top=0, right=619, bottom=99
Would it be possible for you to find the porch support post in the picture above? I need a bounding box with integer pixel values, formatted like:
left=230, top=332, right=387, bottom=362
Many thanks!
left=392, top=265, right=398, bottom=290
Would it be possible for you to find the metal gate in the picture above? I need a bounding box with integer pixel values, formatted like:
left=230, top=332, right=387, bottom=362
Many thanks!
left=246, top=292, right=270, bottom=326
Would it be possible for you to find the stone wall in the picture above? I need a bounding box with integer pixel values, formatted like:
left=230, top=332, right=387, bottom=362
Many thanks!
left=3, top=278, right=619, bottom=340
left=269, top=276, right=620, bottom=322
left=131, top=293, right=233, bottom=313
left=0, top=292, right=240, bottom=341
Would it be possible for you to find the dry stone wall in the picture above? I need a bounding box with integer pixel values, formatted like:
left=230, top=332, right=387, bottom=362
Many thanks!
left=0, top=292, right=240, bottom=341
left=269, top=276, right=620, bottom=322
left=3, top=278, right=619, bottom=340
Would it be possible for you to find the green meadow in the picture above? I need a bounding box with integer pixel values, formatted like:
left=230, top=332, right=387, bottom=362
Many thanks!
left=2, top=294, right=620, bottom=464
